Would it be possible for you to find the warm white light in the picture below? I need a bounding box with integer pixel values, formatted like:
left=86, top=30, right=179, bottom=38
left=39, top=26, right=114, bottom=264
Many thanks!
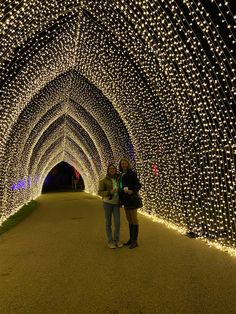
left=0, top=0, right=235, bottom=253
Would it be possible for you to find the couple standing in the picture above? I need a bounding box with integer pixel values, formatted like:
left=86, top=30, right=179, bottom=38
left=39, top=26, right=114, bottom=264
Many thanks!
left=98, top=157, right=142, bottom=249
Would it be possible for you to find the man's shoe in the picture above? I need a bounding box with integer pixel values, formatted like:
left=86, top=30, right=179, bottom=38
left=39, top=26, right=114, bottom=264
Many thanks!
left=108, top=242, right=116, bottom=249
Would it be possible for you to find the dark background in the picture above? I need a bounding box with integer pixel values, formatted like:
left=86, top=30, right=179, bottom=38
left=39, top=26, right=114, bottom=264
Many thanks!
left=42, top=162, right=84, bottom=193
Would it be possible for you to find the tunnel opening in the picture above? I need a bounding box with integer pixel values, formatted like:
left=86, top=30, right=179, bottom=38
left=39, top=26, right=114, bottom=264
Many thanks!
left=42, top=161, right=84, bottom=193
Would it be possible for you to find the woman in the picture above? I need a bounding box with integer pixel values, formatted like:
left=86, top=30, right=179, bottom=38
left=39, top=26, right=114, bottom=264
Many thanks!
left=119, top=157, right=142, bottom=249
left=98, top=164, right=123, bottom=249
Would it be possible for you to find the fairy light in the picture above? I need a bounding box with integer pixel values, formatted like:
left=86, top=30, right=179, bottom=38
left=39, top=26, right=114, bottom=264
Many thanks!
left=139, top=209, right=188, bottom=235
left=0, top=1, right=235, bottom=254
left=139, top=209, right=236, bottom=257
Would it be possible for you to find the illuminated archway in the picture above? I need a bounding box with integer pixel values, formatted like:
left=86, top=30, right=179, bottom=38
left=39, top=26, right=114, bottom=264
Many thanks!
left=0, top=1, right=235, bottom=248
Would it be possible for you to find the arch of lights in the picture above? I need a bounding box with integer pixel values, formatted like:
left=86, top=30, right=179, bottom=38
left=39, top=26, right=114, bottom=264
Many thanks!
left=0, top=0, right=235, bottom=249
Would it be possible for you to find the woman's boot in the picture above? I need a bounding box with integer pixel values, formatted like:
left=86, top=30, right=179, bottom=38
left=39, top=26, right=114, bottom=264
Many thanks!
left=124, top=224, right=133, bottom=245
left=129, top=224, right=139, bottom=249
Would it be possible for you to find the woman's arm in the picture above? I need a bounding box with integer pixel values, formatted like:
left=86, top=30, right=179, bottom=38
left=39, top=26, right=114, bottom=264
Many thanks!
left=131, top=171, right=141, bottom=193
left=98, top=179, right=110, bottom=197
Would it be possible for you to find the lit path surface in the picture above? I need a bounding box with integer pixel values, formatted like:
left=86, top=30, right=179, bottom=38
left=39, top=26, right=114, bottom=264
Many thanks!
left=1, top=192, right=236, bottom=314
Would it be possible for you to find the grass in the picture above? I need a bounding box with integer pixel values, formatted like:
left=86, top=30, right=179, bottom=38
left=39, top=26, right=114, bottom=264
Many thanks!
left=0, top=200, right=38, bottom=235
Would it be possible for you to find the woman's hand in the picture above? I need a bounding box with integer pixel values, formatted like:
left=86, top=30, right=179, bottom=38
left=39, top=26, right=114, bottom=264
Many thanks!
left=111, top=188, right=118, bottom=194
left=123, top=187, right=133, bottom=194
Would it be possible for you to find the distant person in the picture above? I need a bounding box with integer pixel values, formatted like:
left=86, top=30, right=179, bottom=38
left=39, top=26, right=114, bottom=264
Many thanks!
left=119, top=157, right=142, bottom=249
left=98, top=164, right=123, bottom=249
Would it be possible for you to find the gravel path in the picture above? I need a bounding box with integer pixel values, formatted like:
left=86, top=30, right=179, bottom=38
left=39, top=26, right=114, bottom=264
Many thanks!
left=1, top=192, right=236, bottom=314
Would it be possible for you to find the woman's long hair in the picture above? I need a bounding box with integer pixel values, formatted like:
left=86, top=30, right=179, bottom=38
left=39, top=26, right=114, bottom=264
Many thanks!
left=118, top=157, right=132, bottom=172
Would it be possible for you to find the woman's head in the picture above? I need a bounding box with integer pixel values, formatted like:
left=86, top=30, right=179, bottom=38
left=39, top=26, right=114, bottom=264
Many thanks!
left=107, top=164, right=117, bottom=177
left=119, top=157, right=132, bottom=172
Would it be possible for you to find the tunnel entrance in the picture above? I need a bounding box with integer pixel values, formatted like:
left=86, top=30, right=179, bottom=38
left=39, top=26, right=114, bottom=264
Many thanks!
left=42, top=161, right=84, bottom=193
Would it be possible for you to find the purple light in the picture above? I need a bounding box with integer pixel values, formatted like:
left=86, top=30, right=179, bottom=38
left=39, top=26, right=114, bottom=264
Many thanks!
left=11, top=176, right=38, bottom=191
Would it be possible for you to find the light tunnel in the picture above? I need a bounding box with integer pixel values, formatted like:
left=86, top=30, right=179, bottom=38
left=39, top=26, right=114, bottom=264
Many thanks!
left=0, top=0, right=235, bottom=249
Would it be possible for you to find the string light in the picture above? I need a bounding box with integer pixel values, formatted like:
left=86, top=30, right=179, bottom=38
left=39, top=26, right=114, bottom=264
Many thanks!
left=0, top=1, right=235, bottom=253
